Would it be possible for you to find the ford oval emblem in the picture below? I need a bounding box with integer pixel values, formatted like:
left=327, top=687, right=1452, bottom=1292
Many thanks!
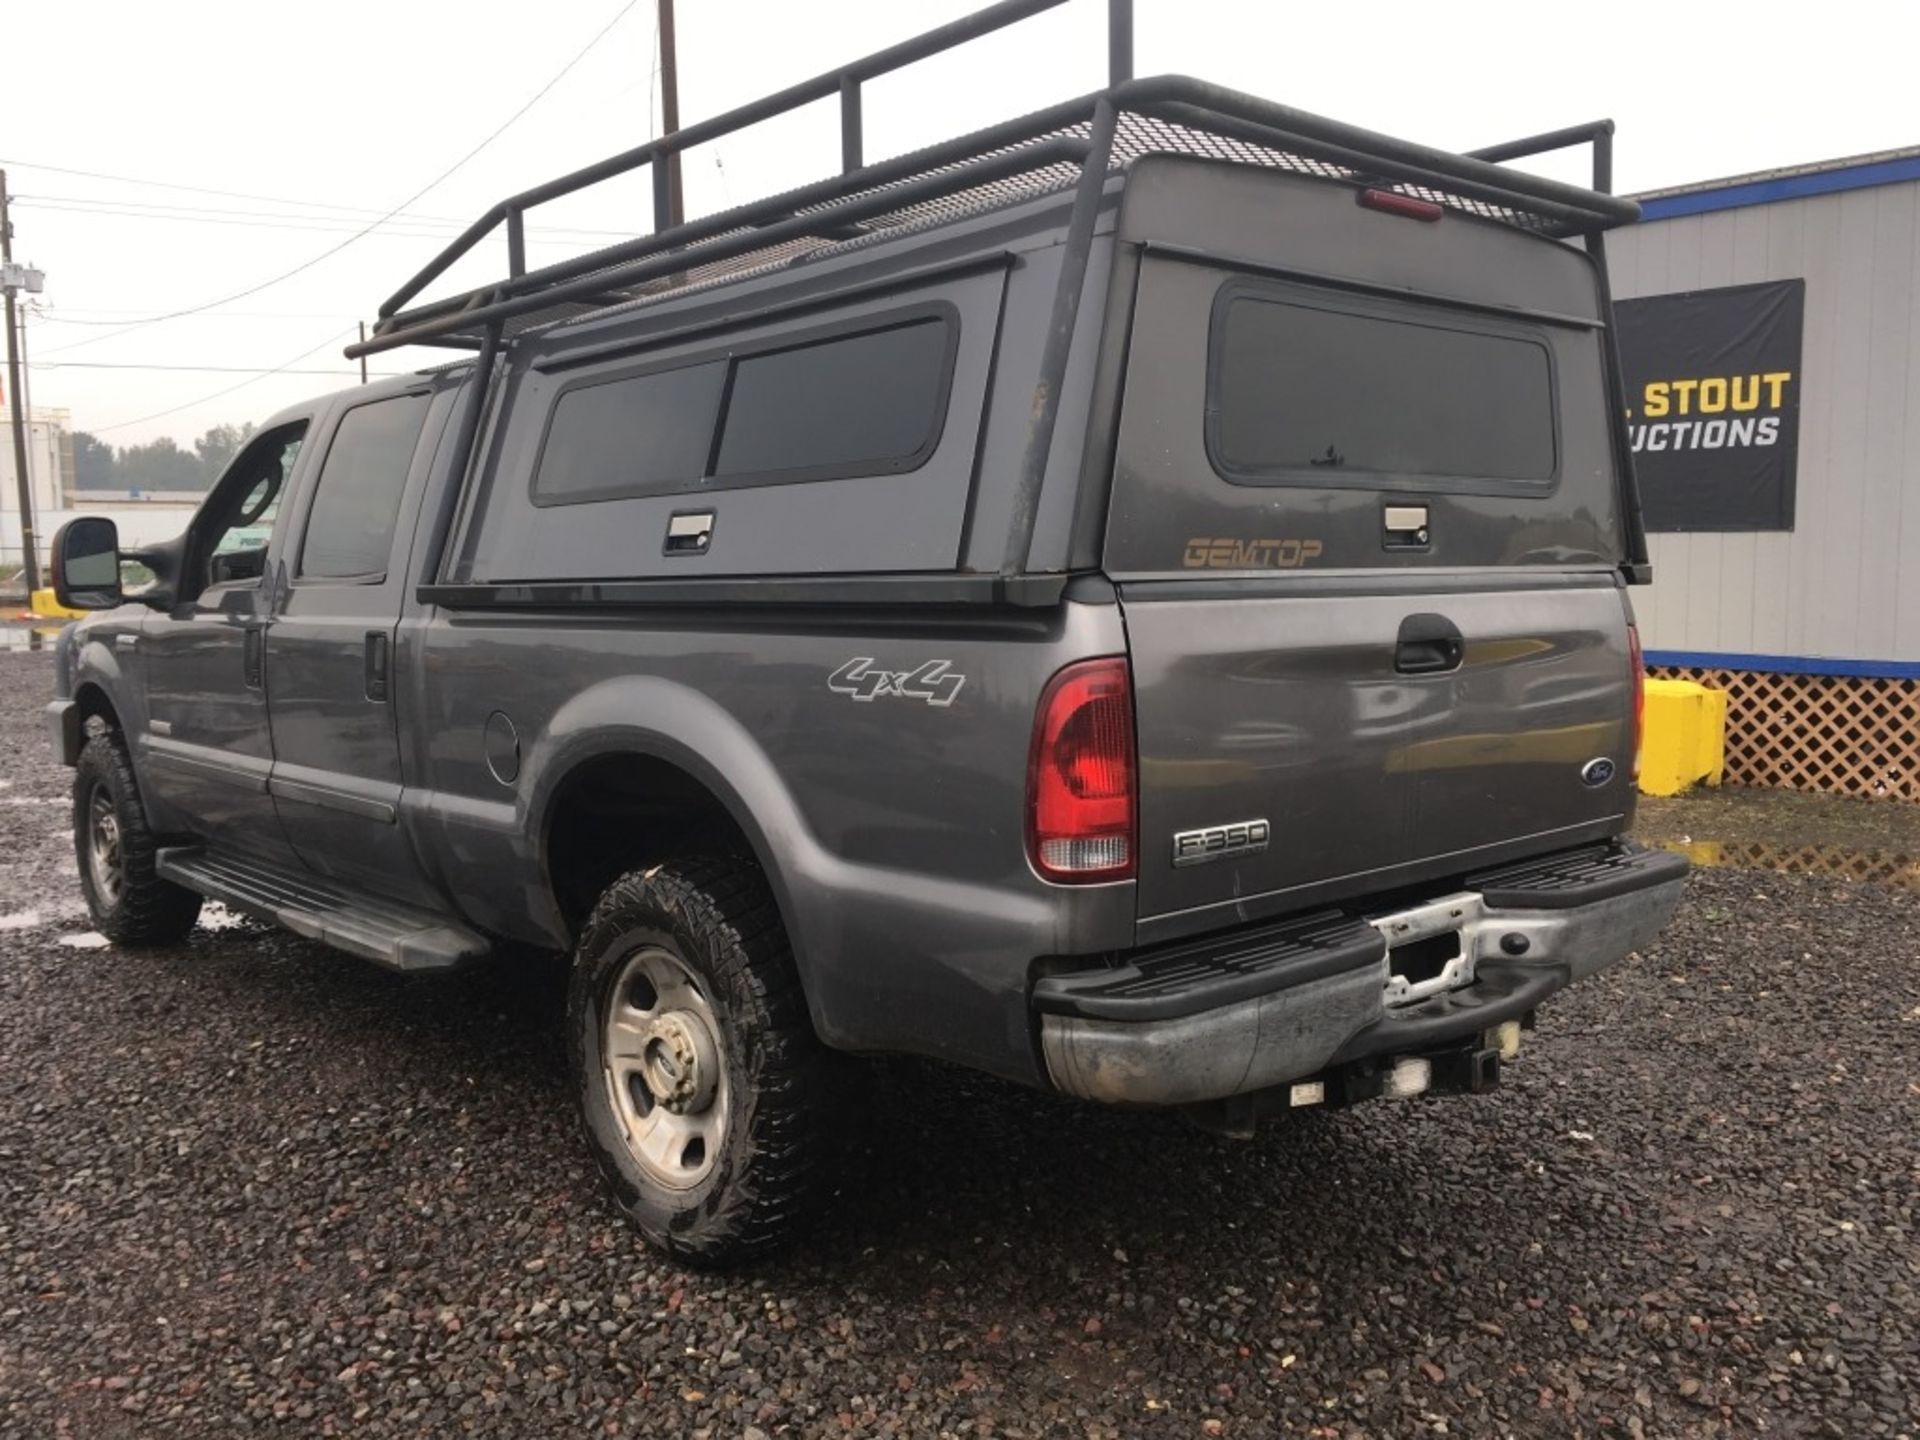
left=1580, top=757, right=1618, bottom=788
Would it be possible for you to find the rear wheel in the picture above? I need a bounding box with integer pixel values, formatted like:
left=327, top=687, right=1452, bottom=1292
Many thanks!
left=566, top=857, right=843, bottom=1266
left=73, top=732, right=201, bottom=945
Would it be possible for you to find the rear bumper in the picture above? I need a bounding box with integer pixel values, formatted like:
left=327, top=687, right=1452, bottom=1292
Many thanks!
left=1035, top=841, right=1687, bottom=1106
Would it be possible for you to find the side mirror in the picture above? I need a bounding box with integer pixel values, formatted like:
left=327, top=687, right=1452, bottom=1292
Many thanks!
left=51, top=517, right=125, bottom=611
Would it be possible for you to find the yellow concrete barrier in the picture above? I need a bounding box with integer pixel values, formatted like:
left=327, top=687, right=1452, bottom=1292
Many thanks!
left=28, top=588, right=86, bottom=621
left=1639, top=678, right=1727, bottom=797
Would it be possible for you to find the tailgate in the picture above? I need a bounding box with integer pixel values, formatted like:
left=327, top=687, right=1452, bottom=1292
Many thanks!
left=1103, top=185, right=1637, bottom=931
left=1122, top=578, right=1635, bottom=924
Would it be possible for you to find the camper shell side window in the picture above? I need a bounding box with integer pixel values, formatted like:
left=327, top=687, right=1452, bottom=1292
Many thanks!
left=448, top=267, right=1006, bottom=585
left=530, top=305, right=959, bottom=507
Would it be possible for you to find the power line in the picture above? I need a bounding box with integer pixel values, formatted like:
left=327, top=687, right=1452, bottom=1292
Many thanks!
left=14, top=192, right=636, bottom=242
left=37, top=0, right=641, bottom=356
left=14, top=197, right=618, bottom=245
left=34, top=307, right=368, bottom=323
left=87, top=329, right=357, bottom=434
left=14, top=199, right=504, bottom=243
left=0, top=156, right=485, bottom=225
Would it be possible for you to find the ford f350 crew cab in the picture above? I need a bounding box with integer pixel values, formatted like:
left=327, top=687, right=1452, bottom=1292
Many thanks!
left=45, top=0, right=1687, bottom=1263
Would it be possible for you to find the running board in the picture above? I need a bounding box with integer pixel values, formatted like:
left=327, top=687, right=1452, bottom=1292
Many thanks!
left=156, top=846, right=489, bottom=973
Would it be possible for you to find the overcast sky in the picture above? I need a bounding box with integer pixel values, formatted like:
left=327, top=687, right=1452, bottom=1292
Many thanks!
left=4, top=0, right=1915, bottom=449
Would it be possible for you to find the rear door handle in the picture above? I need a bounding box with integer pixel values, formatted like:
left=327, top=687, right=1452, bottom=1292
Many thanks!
left=1395, top=613, right=1464, bottom=675
left=663, top=510, right=714, bottom=556
left=242, top=626, right=264, bottom=690
left=365, top=631, right=390, bottom=703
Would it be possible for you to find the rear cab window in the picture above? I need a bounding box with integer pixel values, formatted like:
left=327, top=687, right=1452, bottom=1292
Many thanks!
left=299, top=393, right=433, bottom=581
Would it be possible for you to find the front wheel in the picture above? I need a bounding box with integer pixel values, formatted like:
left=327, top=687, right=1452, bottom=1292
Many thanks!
left=73, top=732, right=202, bottom=946
left=566, top=858, right=845, bottom=1266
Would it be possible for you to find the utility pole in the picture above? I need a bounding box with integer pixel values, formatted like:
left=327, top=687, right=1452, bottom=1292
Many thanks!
left=657, top=0, right=684, bottom=227
left=1, top=168, right=40, bottom=592
left=358, top=322, right=369, bottom=384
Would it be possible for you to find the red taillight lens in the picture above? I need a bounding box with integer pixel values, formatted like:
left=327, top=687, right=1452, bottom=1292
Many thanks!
left=1627, top=622, right=1646, bottom=781
left=1358, top=187, right=1444, bottom=222
left=1027, top=657, right=1136, bottom=883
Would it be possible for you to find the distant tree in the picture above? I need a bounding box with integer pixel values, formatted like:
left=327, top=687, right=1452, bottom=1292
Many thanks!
left=193, top=422, right=257, bottom=485
left=71, top=431, right=118, bottom=490
left=116, top=436, right=206, bottom=493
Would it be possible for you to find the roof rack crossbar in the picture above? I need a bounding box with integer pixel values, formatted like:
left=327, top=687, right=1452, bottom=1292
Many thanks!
left=1468, top=119, right=1616, bottom=193
left=353, top=135, right=1094, bottom=358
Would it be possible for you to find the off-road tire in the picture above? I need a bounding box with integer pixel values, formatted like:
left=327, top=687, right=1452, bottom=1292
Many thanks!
left=73, top=732, right=202, bottom=945
left=567, top=857, right=843, bottom=1266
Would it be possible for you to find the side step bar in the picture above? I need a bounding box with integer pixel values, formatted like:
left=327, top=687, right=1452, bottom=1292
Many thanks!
left=156, top=846, right=489, bottom=974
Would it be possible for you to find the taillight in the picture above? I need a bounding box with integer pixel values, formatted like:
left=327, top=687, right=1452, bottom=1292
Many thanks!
left=1027, top=657, right=1136, bottom=883
left=1627, top=622, right=1646, bottom=781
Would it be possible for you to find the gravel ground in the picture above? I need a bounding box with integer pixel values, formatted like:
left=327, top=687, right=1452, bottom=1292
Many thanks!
left=1636, top=789, right=1920, bottom=861
left=2, top=643, right=1917, bottom=1439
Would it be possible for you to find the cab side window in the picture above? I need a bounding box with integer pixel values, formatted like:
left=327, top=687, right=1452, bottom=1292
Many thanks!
left=298, top=394, right=432, bottom=582
left=201, top=422, right=307, bottom=591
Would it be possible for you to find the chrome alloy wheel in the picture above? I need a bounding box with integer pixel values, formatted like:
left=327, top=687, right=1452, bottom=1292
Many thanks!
left=602, top=945, right=728, bottom=1189
left=86, top=786, right=125, bottom=907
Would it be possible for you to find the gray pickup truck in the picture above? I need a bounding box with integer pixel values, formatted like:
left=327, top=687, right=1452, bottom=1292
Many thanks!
left=45, top=1, right=1686, bottom=1263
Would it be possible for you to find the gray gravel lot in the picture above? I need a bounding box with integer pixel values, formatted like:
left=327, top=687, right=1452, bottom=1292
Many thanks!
left=2, top=642, right=1917, bottom=1439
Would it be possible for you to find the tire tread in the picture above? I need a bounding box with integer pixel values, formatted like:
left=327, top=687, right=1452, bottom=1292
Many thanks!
left=74, top=731, right=201, bottom=946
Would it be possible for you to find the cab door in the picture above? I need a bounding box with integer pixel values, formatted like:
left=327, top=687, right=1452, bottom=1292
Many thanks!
left=139, top=420, right=311, bottom=857
left=264, top=382, right=448, bottom=904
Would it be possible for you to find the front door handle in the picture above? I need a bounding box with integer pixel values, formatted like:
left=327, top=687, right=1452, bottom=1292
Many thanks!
left=364, top=631, right=390, bottom=703
left=1395, top=613, right=1464, bottom=675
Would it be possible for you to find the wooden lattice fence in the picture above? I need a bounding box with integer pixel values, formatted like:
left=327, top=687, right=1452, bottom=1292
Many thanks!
left=1647, top=666, right=1920, bottom=802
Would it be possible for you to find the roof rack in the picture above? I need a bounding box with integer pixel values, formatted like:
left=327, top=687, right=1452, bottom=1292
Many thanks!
left=348, top=0, right=1635, bottom=363
left=352, top=0, right=1648, bottom=586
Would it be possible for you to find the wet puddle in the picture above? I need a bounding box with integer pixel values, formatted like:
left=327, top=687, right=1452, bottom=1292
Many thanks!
left=1657, top=839, right=1920, bottom=893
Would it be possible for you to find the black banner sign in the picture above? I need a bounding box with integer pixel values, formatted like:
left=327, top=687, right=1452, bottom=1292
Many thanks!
left=1615, top=278, right=1803, bottom=532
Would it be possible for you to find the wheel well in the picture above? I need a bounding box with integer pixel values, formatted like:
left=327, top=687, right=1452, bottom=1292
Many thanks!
left=544, top=752, right=758, bottom=933
left=73, top=683, right=121, bottom=737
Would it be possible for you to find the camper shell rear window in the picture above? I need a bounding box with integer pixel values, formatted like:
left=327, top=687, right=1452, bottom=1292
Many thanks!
left=531, top=305, right=958, bottom=507
left=1206, top=279, right=1559, bottom=493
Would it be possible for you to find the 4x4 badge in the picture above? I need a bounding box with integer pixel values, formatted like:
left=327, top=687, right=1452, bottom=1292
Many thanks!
left=828, top=657, right=966, bottom=707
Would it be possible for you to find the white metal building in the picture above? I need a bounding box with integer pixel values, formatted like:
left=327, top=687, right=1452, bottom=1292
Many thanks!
left=1611, top=147, right=1920, bottom=677
left=1609, top=148, right=1920, bottom=798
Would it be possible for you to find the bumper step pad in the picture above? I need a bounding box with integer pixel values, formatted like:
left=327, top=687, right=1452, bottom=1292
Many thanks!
left=1466, top=841, right=1689, bottom=910
left=156, top=846, right=489, bottom=973
left=1033, top=909, right=1384, bottom=1023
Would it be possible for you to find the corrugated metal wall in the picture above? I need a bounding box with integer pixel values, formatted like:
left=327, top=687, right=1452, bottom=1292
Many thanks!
left=1608, top=177, right=1920, bottom=665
